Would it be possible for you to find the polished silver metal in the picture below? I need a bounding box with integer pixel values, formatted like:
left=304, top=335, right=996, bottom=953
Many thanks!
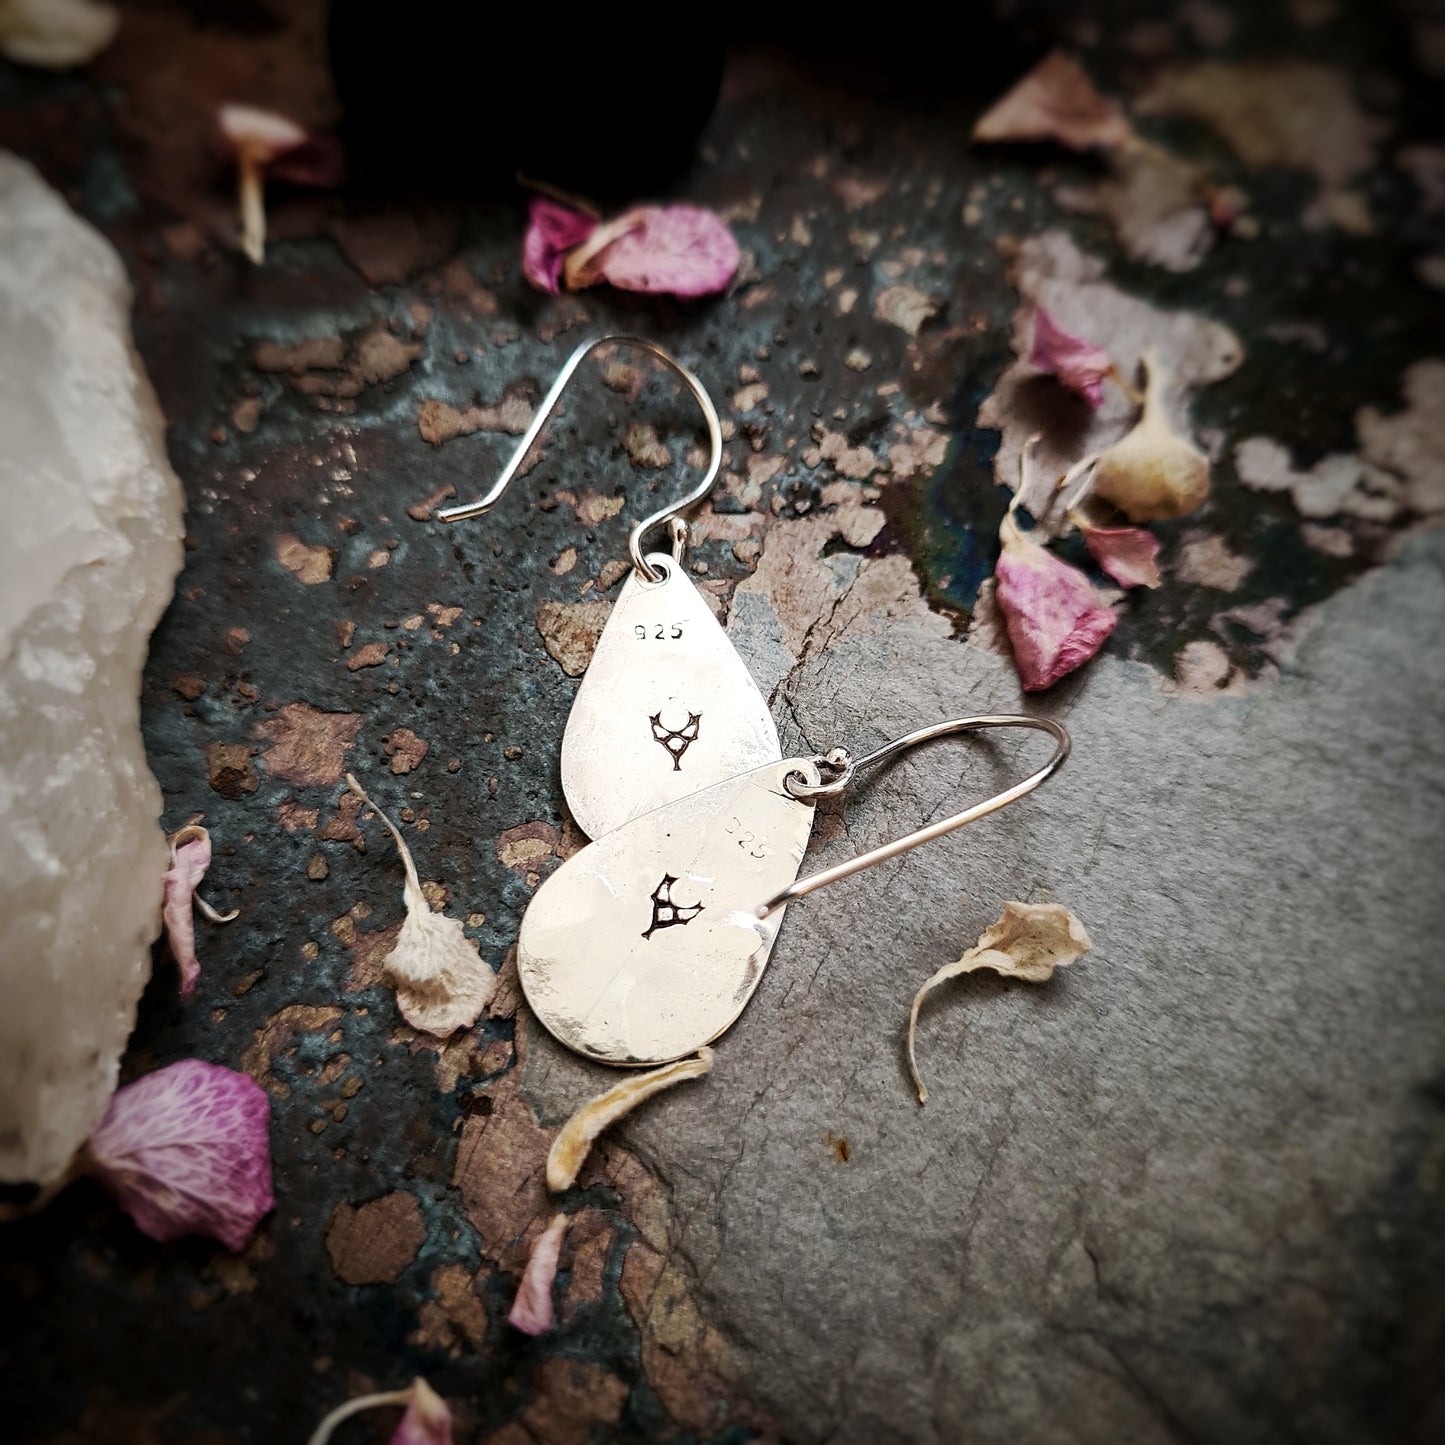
left=560, top=552, right=781, bottom=840
left=757, top=715, right=1070, bottom=917
left=518, top=758, right=822, bottom=1066
left=435, top=334, right=723, bottom=581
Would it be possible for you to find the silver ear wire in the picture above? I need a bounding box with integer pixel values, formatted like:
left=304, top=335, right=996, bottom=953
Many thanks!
left=435, top=334, right=723, bottom=583
left=756, top=715, right=1070, bottom=917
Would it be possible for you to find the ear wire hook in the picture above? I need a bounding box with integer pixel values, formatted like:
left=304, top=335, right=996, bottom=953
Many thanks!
left=434, top=334, right=723, bottom=583
left=755, top=715, right=1070, bottom=918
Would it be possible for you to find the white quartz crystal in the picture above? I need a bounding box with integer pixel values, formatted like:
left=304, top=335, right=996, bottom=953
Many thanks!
left=0, top=154, right=183, bottom=1183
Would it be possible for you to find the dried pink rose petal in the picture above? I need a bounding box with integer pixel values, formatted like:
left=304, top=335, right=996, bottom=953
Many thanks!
left=995, top=512, right=1117, bottom=690
left=84, top=1059, right=275, bottom=1251
left=508, top=1213, right=568, bottom=1335
left=522, top=198, right=597, bottom=294
left=1029, top=308, right=1115, bottom=409
left=1073, top=517, right=1163, bottom=589
left=392, top=1379, right=453, bottom=1445
left=568, top=204, right=738, bottom=298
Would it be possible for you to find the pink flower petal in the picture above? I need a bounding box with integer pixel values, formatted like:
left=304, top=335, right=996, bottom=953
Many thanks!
left=1077, top=521, right=1163, bottom=589
left=163, top=833, right=211, bottom=995
left=507, top=1212, right=568, bottom=1335
left=85, top=1059, right=275, bottom=1251
left=1028, top=309, right=1114, bottom=409
left=522, top=198, right=596, bottom=294
left=587, top=205, right=738, bottom=298
left=995, top=514, right=1117, bottom=691
left=392, top=1379, right=453, bottom=1445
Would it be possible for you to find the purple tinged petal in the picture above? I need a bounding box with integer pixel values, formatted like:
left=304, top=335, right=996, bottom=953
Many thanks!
left=995, top=514, right=1117, bottom=690
left=85, top=1059, right=275, bottom=1251
left=522, top=198, right=596, bottom=294
left=1028, top=308, right=1114, bottom=409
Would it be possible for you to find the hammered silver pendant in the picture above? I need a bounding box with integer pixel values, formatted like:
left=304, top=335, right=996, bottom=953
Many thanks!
left=560, top=553, right=781, bottom=840
left=518, top=758, right=821, bottom=1065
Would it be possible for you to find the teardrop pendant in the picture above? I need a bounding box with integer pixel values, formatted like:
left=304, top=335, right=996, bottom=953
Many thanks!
left=518, top=757, right=820, bottom=1065
left=560, top=553, right=781, bottom=840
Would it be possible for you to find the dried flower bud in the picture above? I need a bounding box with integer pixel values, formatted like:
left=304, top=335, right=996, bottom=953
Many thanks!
left=1092, top=351, right=1210, bottom=521
left=217, top=104, right=343, bottom=265
left=307, top=1379, right=452, bottom=1445
left=346, top=775, right=496, bottom=1039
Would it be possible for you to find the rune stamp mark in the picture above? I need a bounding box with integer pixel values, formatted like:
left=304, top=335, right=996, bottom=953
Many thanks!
left=642, top=875, right=704, bottom=940
left=650, top=710, right=702, bottom=771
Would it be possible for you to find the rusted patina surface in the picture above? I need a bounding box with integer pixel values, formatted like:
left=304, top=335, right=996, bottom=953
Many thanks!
left=2, top=2, right=1443, bottom=1441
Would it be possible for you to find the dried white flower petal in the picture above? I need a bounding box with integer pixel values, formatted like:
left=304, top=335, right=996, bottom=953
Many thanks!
left=908, top=902, right=1091, bottom=1104
left=547, top=1049, right=713, bottom=1192
left=345, top=775, right=495, bottom=1039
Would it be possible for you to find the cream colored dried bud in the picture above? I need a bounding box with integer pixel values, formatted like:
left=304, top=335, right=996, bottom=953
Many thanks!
left=1092, top=350, right=1210, bottom=521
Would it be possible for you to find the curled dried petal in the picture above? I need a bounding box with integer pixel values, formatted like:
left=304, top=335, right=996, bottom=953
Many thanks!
left=163, top=825, right=237, bottom=996
left=566, top=204, right=738, bottom=298
left=547, top=1049, right=712, bottom=1192
left=523, top=198, right=597, bottom=294
left=508, top=1212, right=568, bottom=1335
left=346, top=775, right=496, bottom=1039
left=1028, top=308, right=1115, bottom=409
left=84, top=1059, right=274, bottom=1250
left=1092, top=351, right=1211, bottom=520
left=972, top=51, right=1135, bottom=152
left=0, top=0, right=118, bottom=70
left=995, top=512, right=1117, bottom=691
left=908, top=902, right=1092, bottom=1103
left=1071, top=515, right=1163, bottom=589
left=217, top=104, right=336, bottom=265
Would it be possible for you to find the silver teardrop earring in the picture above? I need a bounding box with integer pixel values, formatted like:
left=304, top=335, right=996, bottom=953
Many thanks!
left=439, top=336, right=781, bottom=841
left=515, top=714, right=1070, bottom=1066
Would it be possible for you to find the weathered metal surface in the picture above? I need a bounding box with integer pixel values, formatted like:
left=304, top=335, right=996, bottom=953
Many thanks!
left=1, top=2, right=1442, bottom=1442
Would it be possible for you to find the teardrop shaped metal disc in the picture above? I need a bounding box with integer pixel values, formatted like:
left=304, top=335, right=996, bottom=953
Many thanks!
left=518, top=758, right=820, bottom=1065
left=560, top=553, right=781, bottom=840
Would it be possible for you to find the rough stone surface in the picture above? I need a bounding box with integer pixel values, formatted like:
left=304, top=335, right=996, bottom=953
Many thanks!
left=528, top=527, right=1445, bottom=1444
left=1, top=7, right=1441, bottom=1442
left=0, top=154, right=183, bottom=1183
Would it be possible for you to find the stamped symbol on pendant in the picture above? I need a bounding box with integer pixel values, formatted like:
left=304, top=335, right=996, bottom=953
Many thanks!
left=641, top=874, right=704, bottom=939
left=650, top=710, right=702, bottom=770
